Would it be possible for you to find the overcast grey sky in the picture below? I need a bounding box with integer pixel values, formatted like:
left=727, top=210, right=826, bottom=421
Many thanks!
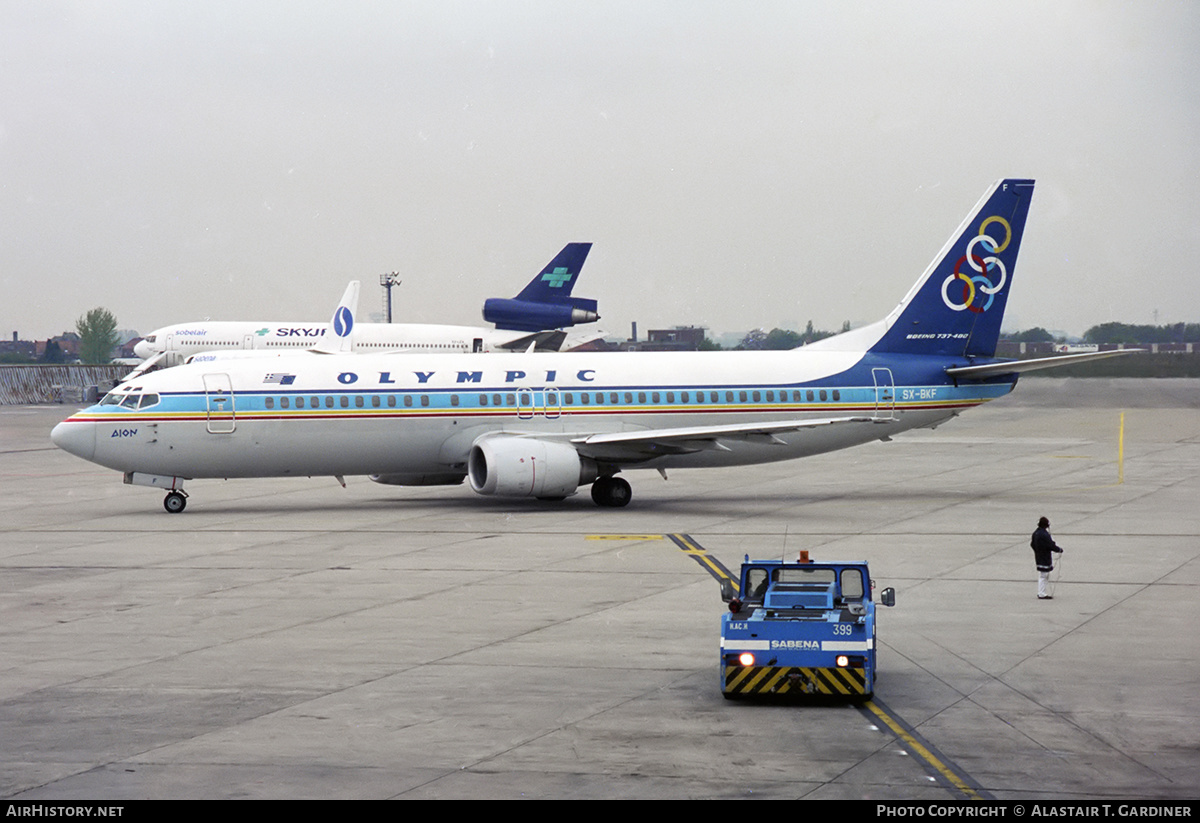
left=3, top=1, right=1198, bottom=341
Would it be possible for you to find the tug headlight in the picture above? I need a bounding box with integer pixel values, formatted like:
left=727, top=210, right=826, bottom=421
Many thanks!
left=836, top=655, right=850, bottom=668
left=738, top=652, right=755, bottom=667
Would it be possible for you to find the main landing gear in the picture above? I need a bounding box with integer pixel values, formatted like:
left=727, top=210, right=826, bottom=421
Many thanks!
left=591, top=476, right=632, bottom=508
left=163, top=490, right=189, bottom=514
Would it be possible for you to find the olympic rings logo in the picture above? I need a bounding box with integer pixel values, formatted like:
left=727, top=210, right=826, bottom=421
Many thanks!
left=941, top=215, right=1012, bottom=313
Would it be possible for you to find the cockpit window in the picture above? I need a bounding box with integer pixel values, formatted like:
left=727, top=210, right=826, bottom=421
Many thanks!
left=99, top=390, right=159, bottom=409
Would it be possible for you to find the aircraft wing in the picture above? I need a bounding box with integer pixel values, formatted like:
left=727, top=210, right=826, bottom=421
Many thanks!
left=945, top=349, right=1143, bottom=380
left=569, top=416, right=880, bottom=462
left=494, top=330, right=569, bottom=352
left=561, top=328, right=610, bottom=351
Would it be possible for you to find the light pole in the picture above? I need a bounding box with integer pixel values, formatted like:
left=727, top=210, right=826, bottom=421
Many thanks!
left=379, top=273, right=401, bottom=323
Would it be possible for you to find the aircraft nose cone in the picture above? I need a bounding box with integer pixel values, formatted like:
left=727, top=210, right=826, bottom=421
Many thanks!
left=51, top=419, right=96, bottom=462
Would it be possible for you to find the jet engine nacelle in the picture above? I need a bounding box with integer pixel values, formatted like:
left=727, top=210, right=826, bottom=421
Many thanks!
left=481, top=297, right=599, bottom=332
left=468, top=437, right=597, bottom=499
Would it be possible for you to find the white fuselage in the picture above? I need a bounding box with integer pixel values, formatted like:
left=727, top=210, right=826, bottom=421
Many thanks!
left=52, top=346, right=1011, bottom=482
left=133, top=321, right=546, bottom=365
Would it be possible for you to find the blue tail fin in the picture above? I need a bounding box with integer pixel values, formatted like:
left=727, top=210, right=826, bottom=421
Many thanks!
left=869, top=179, right=1034, bottom=358
left=483, top=243, right=598, bottom=332
left=512, top=242, right=593, bottom=304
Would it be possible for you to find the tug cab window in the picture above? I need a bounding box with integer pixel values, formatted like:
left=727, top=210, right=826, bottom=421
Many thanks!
left=840, top=569, right=865, bottom=601
left=744, top=568, right=770, bottom=602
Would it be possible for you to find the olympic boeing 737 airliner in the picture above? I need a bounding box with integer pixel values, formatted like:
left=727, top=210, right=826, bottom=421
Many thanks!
left=51, top=179, right=1130, bottom=512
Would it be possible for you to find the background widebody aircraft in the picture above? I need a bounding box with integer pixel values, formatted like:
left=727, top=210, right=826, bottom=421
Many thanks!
left=128, top=243, right=599, bottom=377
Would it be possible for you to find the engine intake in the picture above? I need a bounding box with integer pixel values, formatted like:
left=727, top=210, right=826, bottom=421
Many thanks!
left=468, top=437, right=597, bottom=498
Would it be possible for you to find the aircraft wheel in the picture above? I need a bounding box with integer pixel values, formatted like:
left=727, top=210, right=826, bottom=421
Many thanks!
left=163, top=491, right=187, bottom=514
left=591, top=476, right=632, bottom=508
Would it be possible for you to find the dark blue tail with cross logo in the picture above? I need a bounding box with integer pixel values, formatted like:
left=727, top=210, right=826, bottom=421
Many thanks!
left=483, top=243, right=597, bottom=331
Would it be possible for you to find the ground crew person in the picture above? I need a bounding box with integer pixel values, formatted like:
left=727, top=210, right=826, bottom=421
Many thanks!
left=1031, top=516, right=1064, bottom=599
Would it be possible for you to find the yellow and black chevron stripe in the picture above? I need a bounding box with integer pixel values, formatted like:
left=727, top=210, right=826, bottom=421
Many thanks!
left=724, top=665, right=867, bottom=697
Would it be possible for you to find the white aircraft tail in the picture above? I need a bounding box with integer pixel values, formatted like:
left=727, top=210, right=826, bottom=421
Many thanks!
left=312, top=281, right=360, bottom=354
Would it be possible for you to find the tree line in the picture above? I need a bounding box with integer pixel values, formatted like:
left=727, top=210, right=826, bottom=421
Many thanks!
left=1005, top=323, right=1200, bottom=344
left=0, top=308, right=119, bottom=365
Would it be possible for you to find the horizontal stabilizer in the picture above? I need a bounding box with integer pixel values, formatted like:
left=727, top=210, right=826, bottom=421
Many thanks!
left=945, top=349, right=1143, bottom=380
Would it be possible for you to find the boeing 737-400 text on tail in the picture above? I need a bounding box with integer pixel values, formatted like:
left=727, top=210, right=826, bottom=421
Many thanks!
left=52, top=179, right=1132, bottom=512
